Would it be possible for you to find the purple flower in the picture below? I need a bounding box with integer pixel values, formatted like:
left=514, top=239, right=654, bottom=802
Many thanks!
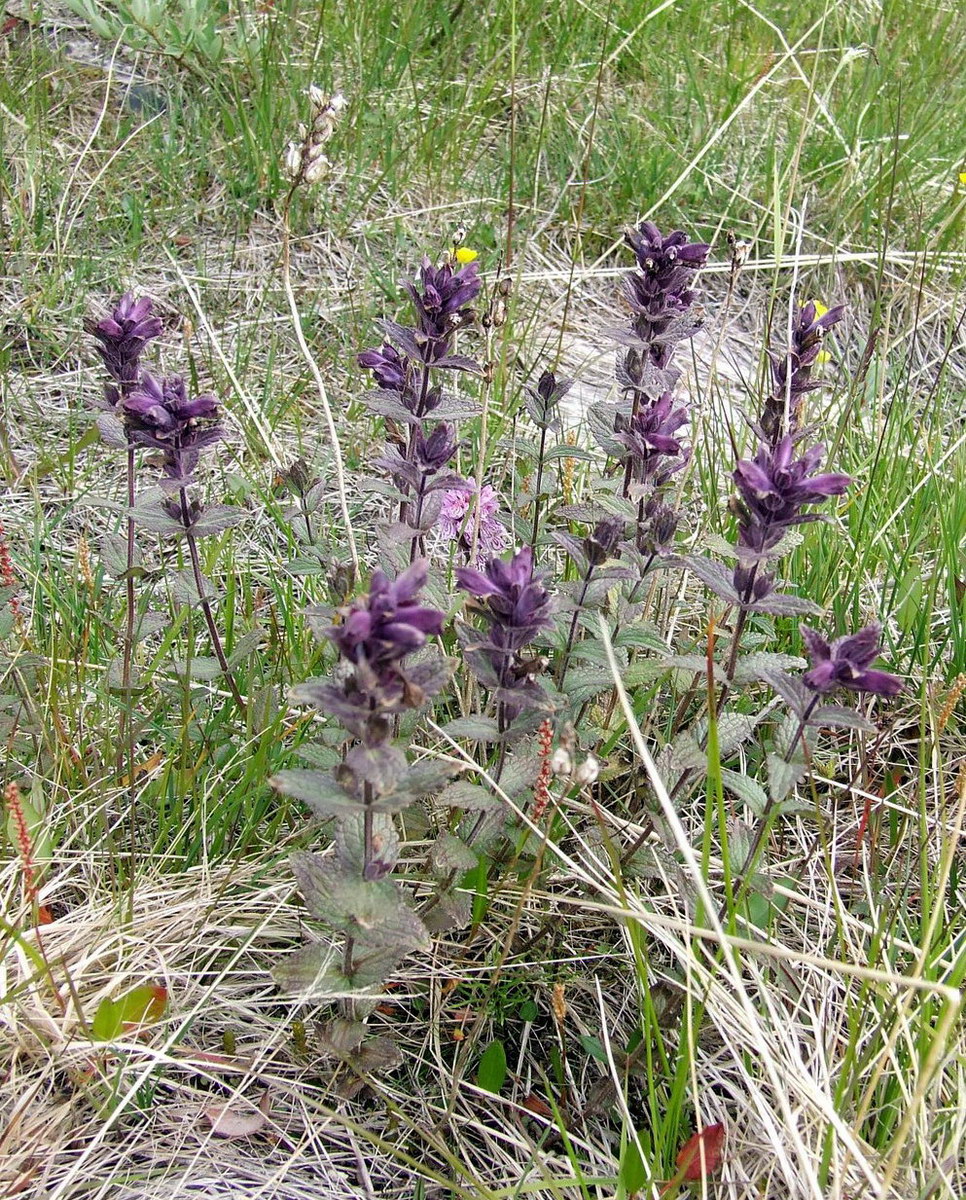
left=730, top=435, right=851, bottom=606
left=89, top=292, right=163, bottom=400
left=406, top=256, right=481, bottom=342
left=584, top=516, right=625, bottom=566
left=122, top=372, right=222, bottom=481
left=622, top=222, right=709, bottom=371
left=437, top=482, right=508, bottom=564
left=329, top=559, right=444, bottom=670
left=616, top=391, right=691, bottom=488
left=415, top=422, right=459, bottom=473
left=456, top=545, right=553, bottom=654
left=734, top=437, right=850, bottom=538
left=801, top=624, right=903, bottom=697
left=358, top=342, right=410, bottom=393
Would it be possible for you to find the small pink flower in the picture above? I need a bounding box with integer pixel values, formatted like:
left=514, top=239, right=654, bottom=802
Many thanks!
left=437, top=481, right=508, bottom=565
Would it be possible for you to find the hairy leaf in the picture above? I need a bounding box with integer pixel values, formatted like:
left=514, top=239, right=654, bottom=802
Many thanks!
left=767, top=752, right=808, bottom=802
left=441, top=715, right=502, bottom=741
left=720, top=768, right=769, bottom=815
left=732, top=652, right=807, bottom=685
left=272, top=769, right=365, bottom=815
left=746, top=591, right=823, bottom=616
left=334, top=813, right=400, bottom=874
left=191, top=503, right=246, bottom=538
left=678, top=555, right=740, bottom=603
left=429, top=834, right=478, bottom=875
left=290, top=854, right=429, bottom=952
left=343, top=743, right=408, bottom=794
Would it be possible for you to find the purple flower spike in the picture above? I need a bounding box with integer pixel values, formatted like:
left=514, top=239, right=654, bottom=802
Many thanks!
left=762, top=300, right=846, bottom=442
left=89, top=292, right=163, bottom=398
left=734, top=437, right=851, bottom=533
left=616, top=391, right=691, bottom=488
left=358, top=342, right=409, bottom=393
left=456, top=545, right=553, bottom=653
left=407, top=256, right=481, bottom=342
left=122, top=372, right=222, bottom=481
left=801, top=624, right=903, bottom=697
left=456, top=545, right=554, bottom=720
left=329, top=559, right=444, bottom=674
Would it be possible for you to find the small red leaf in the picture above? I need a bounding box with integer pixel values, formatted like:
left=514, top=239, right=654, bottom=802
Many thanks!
left=522, top=1093, right=553, bottom=1118
left=675, top=1122, right=725, bottom=1181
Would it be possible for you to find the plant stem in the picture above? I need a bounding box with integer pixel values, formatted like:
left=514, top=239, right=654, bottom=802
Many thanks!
left=555, top=562, right=595, bottom=685
left=529, top=423, right=549, bottom=546
left=179, top=487, right=247, bottom=717
left=118, top=446, right=139, bottom=893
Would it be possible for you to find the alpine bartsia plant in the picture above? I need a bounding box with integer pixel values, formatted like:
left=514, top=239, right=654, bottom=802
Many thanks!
left=88, top=293, right=163, bottom=446
left=760, top=300, right=845, bottom=444
left=585, top=223, right=708, bottom=571
left=359, top=253, right=483, bottom=562
left=272, top=561, right=458, bottom=997
left=121, top=370, right=247, bottom=713
left=682, top=302, right=851, bottom=641
left=738, top=622, right=903, bottom=864
left=456, top=546, right=555, bottom=733
left=523, top=369, right=572, bottom=544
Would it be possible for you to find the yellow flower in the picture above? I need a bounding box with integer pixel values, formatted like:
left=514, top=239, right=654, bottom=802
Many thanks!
left=816, top=350, right=831, bottom=364
left=811, top=299, right=829, bottom=318
left=959, top=171, right=966, bottom=186
left=454, top=247, right=478, bottom=264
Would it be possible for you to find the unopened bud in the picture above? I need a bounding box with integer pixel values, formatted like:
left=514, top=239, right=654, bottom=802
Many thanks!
left=574, top=754, right=599, bottom=787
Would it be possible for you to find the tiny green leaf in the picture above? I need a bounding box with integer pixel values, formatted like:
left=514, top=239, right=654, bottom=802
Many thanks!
left=477, top=1039, right=508, bottom=1094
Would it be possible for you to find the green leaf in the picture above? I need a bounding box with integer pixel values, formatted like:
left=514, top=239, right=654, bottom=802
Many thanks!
left=613, top=624, right=670, bottom=653
left=91, top=997, right=122, bottom=1041
left=576, top=1034, right=607, bottom=1063
left=719, top=769, right=769, bottom=816
left=271, top=770, right=363, bottom=816
left=273, top=943, right=344, bottom=994
left=619, top=1137, right=647, bottom=1194
left=343, top=743, right=408, bottom=794
left=334, top=813, right=400, bottom=874
left=767, top=753, right=807, bottom=802
left=429, top=834, right=478, bottom=875
left=441, top=715, right=502, bottom=741
left=290, top=854, right=429, bottom=952
left=169, top=655, right=223, bottom=681
left=732, top=651, right=806, bottom=684
left=171, top=567, right=215, bottom=606
left=477, top=1039, right=508, bottom=1094
left=438, top=781, right=498, bottom=811
left=92, top=984, right=167, bottom=1040
left=189, top=504, right=245, bottom=538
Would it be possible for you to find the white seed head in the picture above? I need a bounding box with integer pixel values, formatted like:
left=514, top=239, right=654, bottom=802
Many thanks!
left=283, top=141, right=303, bottom=179
left=303, top=154, right=330, bottom=185
left=574, top=754, right=600, bottom=787
left=550, top=748, right=573, bottom=777
left=308, top=84, right=328, bottom=112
